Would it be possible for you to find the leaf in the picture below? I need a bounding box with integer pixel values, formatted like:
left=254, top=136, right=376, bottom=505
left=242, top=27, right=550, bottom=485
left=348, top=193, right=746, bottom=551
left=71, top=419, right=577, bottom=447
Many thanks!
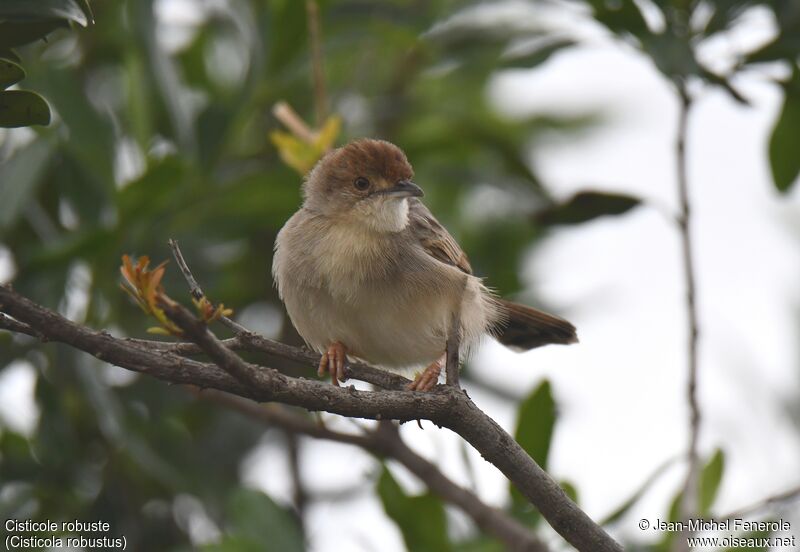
left=75, top=0, right=94, bottom=24
left=203, top=536, right=263, bottom=552
left=514, top=380, right=556, bottom=469
left=270, top=115, right=341, bottom=175
left=0, top=19, right=68, bottom=50
left=768, top=69, right=800, bottom=192
left=534, top=191, right=642, bottom=226
left=500, top=38, right=575, bottom=69
left=698, top=449, right=724, bottom=514
left=377, top=466, right=451, bottom=552
left=0, top=140, right=53, bottom=229
left=0, top=90, right=51, bottom=127
left=509, top=380, right=556, bottom=525
left=455, top=537, right=506, bottom=552
left=0, top=0, right=90, bottom=26
left=657, top=449, right=726, bottom=551
left=0, top=59, right=25, bottom=89
left=587, top=0, right=651, bottom=39
left=221, top=489, right=304, bottom=552
left=560, top=480, right=579, bottom=504
left=0, top=49, right=21, bottom=63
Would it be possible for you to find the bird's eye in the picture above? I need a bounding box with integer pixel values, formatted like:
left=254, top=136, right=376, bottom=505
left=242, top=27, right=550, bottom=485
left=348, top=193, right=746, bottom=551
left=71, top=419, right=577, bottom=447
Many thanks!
left=353, top=177, right=370, bottom=191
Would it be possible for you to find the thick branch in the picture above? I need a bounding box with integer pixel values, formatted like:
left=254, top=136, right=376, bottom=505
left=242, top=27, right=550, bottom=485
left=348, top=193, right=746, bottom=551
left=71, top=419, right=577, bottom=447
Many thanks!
left=122, top=333, right=410, bottom=391
left=0, top=284, right=622, bottom=552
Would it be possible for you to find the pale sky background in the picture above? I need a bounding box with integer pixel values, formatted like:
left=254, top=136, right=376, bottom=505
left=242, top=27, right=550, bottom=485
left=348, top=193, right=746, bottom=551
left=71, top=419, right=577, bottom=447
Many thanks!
left=1, top=1, right=799, bottom=551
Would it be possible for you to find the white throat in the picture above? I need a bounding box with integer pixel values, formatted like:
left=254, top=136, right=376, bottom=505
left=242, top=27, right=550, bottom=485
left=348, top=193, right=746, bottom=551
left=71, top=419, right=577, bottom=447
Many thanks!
left=355, top=197, right=410, bottom=233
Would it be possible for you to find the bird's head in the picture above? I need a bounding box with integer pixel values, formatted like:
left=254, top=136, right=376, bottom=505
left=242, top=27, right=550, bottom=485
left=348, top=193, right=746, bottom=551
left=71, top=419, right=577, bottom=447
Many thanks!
left=302, top=139, right=423, bottom=232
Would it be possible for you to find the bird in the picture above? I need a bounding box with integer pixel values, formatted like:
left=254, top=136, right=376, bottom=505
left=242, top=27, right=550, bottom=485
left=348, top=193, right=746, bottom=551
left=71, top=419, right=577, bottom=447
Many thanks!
left=272, top=139, right=577, bottom=391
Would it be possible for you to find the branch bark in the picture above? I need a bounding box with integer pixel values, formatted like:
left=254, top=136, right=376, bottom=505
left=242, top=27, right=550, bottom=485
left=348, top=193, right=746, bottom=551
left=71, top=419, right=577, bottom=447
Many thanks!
left=0, top=284, right=622, bottom=552
left=200, top=391, right=547, bottom=551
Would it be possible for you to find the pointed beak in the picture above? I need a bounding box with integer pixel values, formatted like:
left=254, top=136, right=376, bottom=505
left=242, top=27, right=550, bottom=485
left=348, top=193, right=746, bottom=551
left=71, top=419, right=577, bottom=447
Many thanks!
left=377, top=179, right=424, bottom=198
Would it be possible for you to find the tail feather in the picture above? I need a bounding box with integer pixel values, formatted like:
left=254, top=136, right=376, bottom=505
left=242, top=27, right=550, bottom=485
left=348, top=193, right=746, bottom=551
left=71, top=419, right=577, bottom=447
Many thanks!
left=494, top=299, right=578, bottom=351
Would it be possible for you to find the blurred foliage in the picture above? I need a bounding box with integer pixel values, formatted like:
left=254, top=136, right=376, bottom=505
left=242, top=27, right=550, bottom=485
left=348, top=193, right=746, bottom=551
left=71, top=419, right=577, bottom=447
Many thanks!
left=0, top=0, right=93, bottom=127
left=378, top=466, right=451, bottom=552
left=1, top=0, right=797, bottom=550
left=581, top=0, right=800, bottom=191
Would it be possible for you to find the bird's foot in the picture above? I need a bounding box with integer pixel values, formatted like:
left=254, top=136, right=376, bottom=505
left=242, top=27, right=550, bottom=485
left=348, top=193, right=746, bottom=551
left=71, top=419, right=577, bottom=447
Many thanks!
left=407, top=355, right=444, bottom=392
left=318, top=341, right=349, bottom=386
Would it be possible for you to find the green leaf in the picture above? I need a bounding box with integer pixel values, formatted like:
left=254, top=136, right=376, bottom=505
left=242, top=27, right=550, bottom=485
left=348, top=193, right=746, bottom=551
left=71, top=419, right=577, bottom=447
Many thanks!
left=0, top=139, right=54, bottom=229
left=514, top=380, right=556, bottom=469
left=75, top=0, right=94, bottom=25
left=698, top=449, right=724, bottom=515
left=500, top=39, right=575, bottom=69
left=377, top=466, right=451, bottom=552
left=534, top=191, right=642, bottom=226
left=588, top=0, right=651, bottom=39
left=203, top=536, right=264, bottom=552
left=455, top=537, right=506, bottom=552
left=0, top=58, right=25, bottom=90
left=0, top=19, right=68, bottom=49
left=560, top=480, right=579, bottom=504
left=0, top=0, right=90, bottom=26
left=0, top=90, right=51, bottom=127
left=222, top=489, right=304, bottom=552
left=657, top=449, right=726, bottom=551
left=509, top=380, right=556, bottom=525
left=769, top=69, right=800, bottom=192
left=0, top=49, right=21, bottom=62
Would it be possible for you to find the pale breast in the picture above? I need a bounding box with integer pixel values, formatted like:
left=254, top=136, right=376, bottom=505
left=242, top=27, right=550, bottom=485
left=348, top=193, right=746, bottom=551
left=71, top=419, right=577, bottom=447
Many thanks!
left=273, top=210, right=500, bottom=370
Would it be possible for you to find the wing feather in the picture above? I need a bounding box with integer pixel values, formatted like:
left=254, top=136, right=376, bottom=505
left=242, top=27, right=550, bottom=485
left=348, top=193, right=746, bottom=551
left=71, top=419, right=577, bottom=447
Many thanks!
left=407, top=199, right=472, bottom=274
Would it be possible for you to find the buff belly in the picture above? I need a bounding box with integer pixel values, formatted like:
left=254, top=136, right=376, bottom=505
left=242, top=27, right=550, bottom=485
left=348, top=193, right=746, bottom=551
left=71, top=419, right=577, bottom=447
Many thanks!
left=280, top=274, right=495, bottom=372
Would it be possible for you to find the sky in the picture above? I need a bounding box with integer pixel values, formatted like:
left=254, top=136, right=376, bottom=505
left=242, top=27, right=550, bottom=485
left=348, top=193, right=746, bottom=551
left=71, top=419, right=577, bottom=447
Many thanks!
left=2, top=1, right=800, bottom=551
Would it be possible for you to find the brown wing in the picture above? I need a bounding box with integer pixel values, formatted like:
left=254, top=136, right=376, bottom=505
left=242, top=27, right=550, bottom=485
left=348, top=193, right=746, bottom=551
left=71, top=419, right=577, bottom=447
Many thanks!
left=408, top=198, right=472, bottom=274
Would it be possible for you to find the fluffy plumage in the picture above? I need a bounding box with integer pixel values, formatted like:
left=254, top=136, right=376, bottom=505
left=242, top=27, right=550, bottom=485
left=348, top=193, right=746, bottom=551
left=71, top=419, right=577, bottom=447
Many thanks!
left=273, top=139, right=577, bottom=377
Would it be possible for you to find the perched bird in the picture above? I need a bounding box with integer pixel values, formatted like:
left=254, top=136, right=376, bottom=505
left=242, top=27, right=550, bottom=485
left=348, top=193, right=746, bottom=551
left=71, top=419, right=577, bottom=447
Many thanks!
left=273, top=139, right=577, bottom=391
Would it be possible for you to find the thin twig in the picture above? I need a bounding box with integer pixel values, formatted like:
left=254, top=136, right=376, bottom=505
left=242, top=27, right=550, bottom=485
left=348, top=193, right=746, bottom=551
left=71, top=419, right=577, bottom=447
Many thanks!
left=285, top=430, right=308, bottom=529
left=675, top=85, right=701, bottom=552
left=305, top=0, right=328, bottom=124
left=718, top=484, right=800, bottom=521
left=273, top=102, right=317, bottom=144
left=167, top=238, right=249, bottom=335
left=0, top=312, right=44, bottom=340
left=167, top=238, right=203, bottom=301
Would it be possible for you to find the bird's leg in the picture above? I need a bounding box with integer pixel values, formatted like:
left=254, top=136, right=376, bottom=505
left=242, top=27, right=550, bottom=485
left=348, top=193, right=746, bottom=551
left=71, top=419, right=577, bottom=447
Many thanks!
left=318, top=341, right=349, bottom=386
left=407, top=354, right=444, bottom=392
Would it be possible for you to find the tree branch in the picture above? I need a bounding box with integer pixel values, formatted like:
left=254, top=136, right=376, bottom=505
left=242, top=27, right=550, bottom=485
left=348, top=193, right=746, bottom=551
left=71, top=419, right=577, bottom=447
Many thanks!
left=718, top=484, right=800, bottom=521
left=199, top=391, right=548, bottom=551
left=675, top=85, right=701, bottom=552
left=0, top=284, right=622, bottom=552
left=168, top=238, right=249, bottom=335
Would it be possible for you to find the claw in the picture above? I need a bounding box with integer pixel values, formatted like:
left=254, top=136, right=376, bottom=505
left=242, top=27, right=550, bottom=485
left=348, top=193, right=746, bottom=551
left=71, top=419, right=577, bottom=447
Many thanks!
left=318, top=342, right=348, bottom=386
left=407, top=354, right=444, bottom=392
